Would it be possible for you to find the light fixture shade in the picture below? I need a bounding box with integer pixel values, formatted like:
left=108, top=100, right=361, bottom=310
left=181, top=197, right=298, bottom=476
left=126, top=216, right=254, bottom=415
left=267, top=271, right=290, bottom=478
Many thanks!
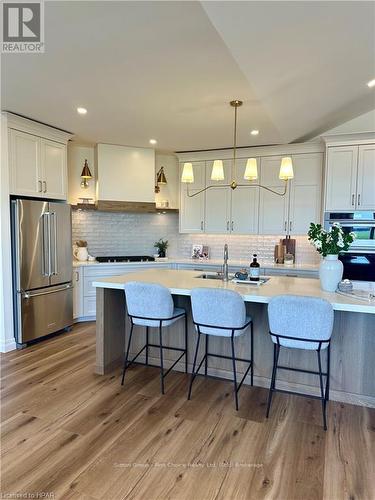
left=81, top=159, right=92, bottom=179
left=181, top=162, right=194, bottom=183
left=279, top=157, right=294, bottom=180
left=211, top=160, right=225, bottom=181
left=157, top=167, right=167, bottom=184
left=244, top=158, right=258, bottom=180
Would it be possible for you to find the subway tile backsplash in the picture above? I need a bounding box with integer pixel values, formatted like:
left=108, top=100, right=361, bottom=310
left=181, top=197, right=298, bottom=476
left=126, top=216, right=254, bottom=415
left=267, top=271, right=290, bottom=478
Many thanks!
left=72, top=211, right=319, bottom=264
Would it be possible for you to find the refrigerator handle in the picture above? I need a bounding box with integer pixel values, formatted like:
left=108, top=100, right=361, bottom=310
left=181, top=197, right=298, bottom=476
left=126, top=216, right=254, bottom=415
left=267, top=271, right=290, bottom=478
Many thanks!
left=42, top=213, right=50, bottom=277
left=50, top=212, right=58, bottom=276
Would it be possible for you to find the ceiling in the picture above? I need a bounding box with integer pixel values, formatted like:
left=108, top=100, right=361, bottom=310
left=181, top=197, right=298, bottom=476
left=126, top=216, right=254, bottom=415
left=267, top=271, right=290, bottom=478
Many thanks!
left=2, top=1, right=375, bottom=151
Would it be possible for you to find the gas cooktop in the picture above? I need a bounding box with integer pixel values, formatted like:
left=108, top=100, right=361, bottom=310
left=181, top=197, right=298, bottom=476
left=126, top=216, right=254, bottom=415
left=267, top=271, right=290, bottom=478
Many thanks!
left=96, top=255, right=155, bottom=263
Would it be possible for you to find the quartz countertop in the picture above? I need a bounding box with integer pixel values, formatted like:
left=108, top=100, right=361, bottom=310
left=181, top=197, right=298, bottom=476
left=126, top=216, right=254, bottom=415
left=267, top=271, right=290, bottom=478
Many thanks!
left=73, top=257, right=319, bottom=272
left=92, top=269, right=375, bottom=314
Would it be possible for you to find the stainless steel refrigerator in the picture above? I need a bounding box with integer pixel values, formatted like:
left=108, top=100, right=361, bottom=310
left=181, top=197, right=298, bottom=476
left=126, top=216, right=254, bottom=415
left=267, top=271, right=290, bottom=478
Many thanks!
left=11, top=199, right=73, bottom=345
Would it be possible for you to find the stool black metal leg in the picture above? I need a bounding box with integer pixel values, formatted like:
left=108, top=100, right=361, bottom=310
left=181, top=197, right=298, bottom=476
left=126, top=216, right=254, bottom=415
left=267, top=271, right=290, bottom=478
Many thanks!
left=231, top=333, right=239, bottom=411
left=159, top=323, right=165, bottom=395
left=204, top=334, right=208, bottom=376
left=250, top=321, right=254, bottom=386
left=188, top=331, right=202, bottom=400
left=266, top=343, right=280, bottom=418
left=184, top=314, right=188, bottom=374
left=145, top=326, right=149, bottom=365
left=325, top=344, right=331, bottom=401
left=317, top=349, right=327, bottom=431
left=121, top=323, right=134, bottom=386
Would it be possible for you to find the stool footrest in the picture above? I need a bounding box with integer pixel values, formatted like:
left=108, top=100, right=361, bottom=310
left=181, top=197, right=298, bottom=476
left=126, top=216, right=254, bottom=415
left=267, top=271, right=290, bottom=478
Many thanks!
left=277, top=365, right=328, bottom=377
left=270, top=387, right=326, bottom=401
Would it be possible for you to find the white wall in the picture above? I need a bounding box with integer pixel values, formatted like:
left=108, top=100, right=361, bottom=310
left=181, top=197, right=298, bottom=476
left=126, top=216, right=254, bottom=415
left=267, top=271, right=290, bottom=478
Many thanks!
left=0, top=114, right=16, bottom=352
left=67, top=143, right=96, bottom=205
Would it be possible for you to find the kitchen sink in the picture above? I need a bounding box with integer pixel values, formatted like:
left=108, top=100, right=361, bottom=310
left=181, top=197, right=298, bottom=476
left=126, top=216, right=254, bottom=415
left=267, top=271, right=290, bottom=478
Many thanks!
left=196, top=273, right=234, bottom=280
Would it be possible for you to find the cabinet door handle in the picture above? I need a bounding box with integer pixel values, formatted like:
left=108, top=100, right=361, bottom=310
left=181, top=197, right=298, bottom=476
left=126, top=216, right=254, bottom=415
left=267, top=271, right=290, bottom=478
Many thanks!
left=284, top=221, right=287, bottom=231
left=231, top=221, right=234, bottom=231
left=358, top=194, right=361, bottom=206
left=289, top=221, right=292, bottom=232
left=75, top=271, right=79, bottom=282
left=43, top=181, right=47, bottom=193
left=200, top=221, right=203, bottom=231
left=38, top=180, right=42, bottom=192
left=226, top=221, right=229, bottom=231
left=352, top=194, right=355, bottom=206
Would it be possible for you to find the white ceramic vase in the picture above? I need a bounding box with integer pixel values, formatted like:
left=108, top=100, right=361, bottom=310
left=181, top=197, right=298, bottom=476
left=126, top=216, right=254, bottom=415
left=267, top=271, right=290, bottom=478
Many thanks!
left=319, top=254, right=343, bottom=292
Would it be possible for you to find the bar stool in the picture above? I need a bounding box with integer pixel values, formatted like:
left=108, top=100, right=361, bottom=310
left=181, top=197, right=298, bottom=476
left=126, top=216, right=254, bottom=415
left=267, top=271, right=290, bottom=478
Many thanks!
left=266, top=295, right=334, bottom=430
left=188, top=288, right=254, bottom=410
left=122, top=282, right=187, bottom=394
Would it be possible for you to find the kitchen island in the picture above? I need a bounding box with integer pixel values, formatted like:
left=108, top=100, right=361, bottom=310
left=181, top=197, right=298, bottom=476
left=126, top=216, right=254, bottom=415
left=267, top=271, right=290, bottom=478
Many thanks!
left=93, top=269, right=375, bottom=407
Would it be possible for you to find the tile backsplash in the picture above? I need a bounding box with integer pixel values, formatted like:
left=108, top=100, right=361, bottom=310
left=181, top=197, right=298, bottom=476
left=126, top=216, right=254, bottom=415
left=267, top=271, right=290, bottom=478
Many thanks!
left=72, top=211, right=319, bottom=264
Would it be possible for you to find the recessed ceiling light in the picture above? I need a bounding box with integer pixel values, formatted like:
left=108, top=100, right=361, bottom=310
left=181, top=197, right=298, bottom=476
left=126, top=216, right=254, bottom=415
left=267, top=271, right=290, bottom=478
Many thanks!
left=77, top=107, right=87, bottom=115
left=250, top=130, right=259, bottom=136
left=149, top=139, right=157, bottom=145
left=367, top=79, right=375, bottom=88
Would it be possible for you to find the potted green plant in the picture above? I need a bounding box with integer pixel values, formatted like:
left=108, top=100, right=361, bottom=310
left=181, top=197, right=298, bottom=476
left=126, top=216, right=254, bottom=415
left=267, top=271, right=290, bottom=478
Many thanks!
left=154, top=238, right=169, bottom=258
left=308, top=222, right=355, bottom=291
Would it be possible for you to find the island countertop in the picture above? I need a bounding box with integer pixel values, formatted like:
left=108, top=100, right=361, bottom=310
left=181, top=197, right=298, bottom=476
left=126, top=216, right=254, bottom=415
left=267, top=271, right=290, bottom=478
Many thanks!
left=93, top=269, right=375, bottom=315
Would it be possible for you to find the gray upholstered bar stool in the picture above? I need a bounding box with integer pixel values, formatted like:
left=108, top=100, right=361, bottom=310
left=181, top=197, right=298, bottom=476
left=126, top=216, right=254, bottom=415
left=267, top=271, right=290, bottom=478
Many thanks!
left=122, top=282, right=187, bottom=394
left=266, top=295, right=334, bottom=430
left=188, top=288, right=254, bottom=410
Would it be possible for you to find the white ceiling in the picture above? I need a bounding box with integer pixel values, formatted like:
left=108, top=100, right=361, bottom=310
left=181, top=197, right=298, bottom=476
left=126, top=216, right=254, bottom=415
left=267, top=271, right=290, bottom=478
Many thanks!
left=2, top=1, right=375, bottom=151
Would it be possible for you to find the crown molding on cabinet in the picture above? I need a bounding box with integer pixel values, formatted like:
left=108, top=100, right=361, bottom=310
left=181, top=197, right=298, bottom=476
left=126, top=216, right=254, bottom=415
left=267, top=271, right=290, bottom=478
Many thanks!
left=322, top=132, right=375, bottom=147
left=3, top=112, right=73, bottom=144
left=175, top=141, right=325, bottom=162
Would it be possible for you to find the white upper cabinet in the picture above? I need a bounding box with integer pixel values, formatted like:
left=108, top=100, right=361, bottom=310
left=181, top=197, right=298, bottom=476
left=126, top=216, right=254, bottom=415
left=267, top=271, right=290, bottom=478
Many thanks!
left=9, top=130, right=67, bottom=200
left=205, top=187, right=231, bottom=233
left=178, top=145, right=324, bottom=235
left=41, top=139, right=67, bottom=199
left=230, top=186, right=259, bottom=234
left=7, top=114, right=71, bottom=200
left=179, top=162, right=205, bottom=233
left=325, top=146, right=358, bottom=211
left=325, top=144, right=375, bottom=211
left=357, top=145, right=375, bottom=210
left=288, top=153, right=322, bottom=234
left=10, top=130, right=41, bottom=197
left=259, top=156, right=289, bottom=235
left=96, top=144, right=155, bottom=202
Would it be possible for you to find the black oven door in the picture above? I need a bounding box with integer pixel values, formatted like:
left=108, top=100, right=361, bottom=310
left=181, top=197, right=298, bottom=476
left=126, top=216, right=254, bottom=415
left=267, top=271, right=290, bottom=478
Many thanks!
left=339, top=253, right=375, bottom=281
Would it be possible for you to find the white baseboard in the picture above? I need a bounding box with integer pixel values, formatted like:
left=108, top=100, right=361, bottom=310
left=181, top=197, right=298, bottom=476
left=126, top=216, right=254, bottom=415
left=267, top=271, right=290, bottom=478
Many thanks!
left=0, top=339, right=17, bottom=352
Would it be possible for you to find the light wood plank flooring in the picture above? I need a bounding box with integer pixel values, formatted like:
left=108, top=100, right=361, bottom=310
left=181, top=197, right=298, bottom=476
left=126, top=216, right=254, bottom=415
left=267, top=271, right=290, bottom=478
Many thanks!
left=1, top=323, right=374, bottom=500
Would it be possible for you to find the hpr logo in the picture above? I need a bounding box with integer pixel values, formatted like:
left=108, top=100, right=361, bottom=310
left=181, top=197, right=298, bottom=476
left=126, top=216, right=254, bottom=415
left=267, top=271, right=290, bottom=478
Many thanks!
left=2, top=1, right=44, bottom=53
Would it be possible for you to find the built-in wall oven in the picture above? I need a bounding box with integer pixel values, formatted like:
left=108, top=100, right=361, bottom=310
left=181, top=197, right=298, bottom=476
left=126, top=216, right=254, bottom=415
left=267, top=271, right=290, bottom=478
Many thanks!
left=324, top=211, right=375, bottom=282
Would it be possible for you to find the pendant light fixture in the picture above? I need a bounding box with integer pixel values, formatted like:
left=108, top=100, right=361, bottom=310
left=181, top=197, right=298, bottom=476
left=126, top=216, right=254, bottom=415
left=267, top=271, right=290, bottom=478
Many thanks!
left=181, top=100, right=294, bottom=197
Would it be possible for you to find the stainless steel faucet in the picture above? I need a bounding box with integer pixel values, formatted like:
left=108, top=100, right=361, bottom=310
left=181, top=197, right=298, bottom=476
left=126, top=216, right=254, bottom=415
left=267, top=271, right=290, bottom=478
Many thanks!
left=223, top=244, right=229, bottom=282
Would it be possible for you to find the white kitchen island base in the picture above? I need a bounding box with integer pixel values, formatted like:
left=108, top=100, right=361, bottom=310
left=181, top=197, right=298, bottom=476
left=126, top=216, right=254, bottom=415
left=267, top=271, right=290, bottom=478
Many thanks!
left=94, top=270, right=375, bottom=408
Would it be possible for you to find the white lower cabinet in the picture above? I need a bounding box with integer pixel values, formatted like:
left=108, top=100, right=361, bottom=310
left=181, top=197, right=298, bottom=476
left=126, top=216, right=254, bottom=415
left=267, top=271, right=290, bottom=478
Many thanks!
left=74, top=264, right=170, bottom=321
left=73, top=268, right=83, bottom=319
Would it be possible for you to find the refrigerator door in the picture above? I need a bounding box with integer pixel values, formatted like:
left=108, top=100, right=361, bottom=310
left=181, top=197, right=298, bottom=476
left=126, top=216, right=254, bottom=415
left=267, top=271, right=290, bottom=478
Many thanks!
left=49, top=202, right=72, bottom=286
left=17, top=283, right=73, bottom=343
left=13, top=199, right=50, bottom=291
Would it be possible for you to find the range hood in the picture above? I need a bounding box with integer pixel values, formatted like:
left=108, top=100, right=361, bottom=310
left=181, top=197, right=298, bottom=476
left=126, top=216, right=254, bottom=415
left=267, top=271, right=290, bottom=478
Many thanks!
left=95, top=143, right=156, bottom=213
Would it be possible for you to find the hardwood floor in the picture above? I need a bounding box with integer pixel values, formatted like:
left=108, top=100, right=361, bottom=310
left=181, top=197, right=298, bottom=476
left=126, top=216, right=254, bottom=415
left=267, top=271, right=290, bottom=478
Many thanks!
left=1, top=323, right=374, bottom=500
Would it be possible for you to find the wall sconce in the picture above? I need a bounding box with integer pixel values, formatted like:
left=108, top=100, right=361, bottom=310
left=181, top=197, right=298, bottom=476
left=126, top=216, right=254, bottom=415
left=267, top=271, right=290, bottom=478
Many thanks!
left=155, top=166, right=167, bottom=193
left=80, top=159, right=92, bottom=189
